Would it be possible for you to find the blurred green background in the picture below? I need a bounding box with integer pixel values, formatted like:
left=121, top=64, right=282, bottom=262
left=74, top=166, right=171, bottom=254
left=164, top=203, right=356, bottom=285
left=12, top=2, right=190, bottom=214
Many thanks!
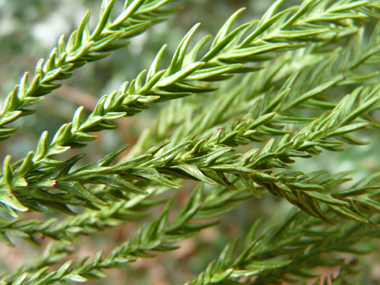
left=1, top=0, right=380, bottom=284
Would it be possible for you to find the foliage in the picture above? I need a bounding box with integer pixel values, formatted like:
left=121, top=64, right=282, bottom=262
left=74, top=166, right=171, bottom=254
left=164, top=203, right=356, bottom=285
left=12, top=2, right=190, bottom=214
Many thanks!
left=1, top=0, right=380, bottom=284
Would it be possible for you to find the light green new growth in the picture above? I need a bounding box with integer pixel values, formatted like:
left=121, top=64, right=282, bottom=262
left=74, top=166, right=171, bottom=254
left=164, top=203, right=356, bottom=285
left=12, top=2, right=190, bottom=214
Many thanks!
left=2, top=0, right=380, bottom=284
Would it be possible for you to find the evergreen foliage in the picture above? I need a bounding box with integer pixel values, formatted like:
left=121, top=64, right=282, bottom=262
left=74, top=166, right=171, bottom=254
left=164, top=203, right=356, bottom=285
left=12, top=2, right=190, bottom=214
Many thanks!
left=1, top=0, right=380, bottom=284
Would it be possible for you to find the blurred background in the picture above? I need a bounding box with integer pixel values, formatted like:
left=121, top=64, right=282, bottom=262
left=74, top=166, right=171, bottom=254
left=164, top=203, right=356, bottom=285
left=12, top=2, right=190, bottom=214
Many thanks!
left=1, top=0, right=380, bottom=284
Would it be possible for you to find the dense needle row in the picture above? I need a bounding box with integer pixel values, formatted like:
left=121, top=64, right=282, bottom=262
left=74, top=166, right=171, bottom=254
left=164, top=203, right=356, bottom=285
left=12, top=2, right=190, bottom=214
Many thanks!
left=1, top=0, right=380, bottom=284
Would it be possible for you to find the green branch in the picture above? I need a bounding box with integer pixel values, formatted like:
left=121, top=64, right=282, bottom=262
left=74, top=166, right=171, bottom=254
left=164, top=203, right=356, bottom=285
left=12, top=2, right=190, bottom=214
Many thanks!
left=0, top=187, right=166, bottom=247
left=4, top=175, right=377, bottom=284
left=3, top=168, right=380, bottom=247
left=2, top=168, right=378, bottom=284
left=186, top=210, right=373, bottom=285
left=1, top=79, right=378, bottom=219
left=0, top=0, right=178, bottom=141
left=2, top=1, right=380, bottom=284
left=1, top=242, right=71, bottom=284
left=130, top=20, right=380, bottom=157
left=0, top=0, right=376, bottom=217
left=2, top=183, right=249, bottom=284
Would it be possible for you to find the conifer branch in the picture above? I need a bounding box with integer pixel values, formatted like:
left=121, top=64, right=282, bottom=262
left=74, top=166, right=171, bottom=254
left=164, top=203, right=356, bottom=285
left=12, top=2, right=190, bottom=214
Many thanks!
left=0, top=0, right=179, bottom=141
left=251, top=215, right=377, bottom=284
left=0, top=160, right=375, bottom=283
left=186, top=210, right=373, bottom=285
left=4, top=177, right=376, bottom=284
left=3, top=168, right=380, bottom=247
left=130, top=21, right=380, bottom=156
left=2, top=80, right=378, bottom=220
left=1, top=0, right=377, bottom=217
left=1, top=180, right=245, bottom=278
left=2, top=183, right=249, bottom=284
left=3, top=1, right=380, bottom=284
left=1, top=242, right=71, bottom=284
left=0, top=188, right=165, bottom=247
